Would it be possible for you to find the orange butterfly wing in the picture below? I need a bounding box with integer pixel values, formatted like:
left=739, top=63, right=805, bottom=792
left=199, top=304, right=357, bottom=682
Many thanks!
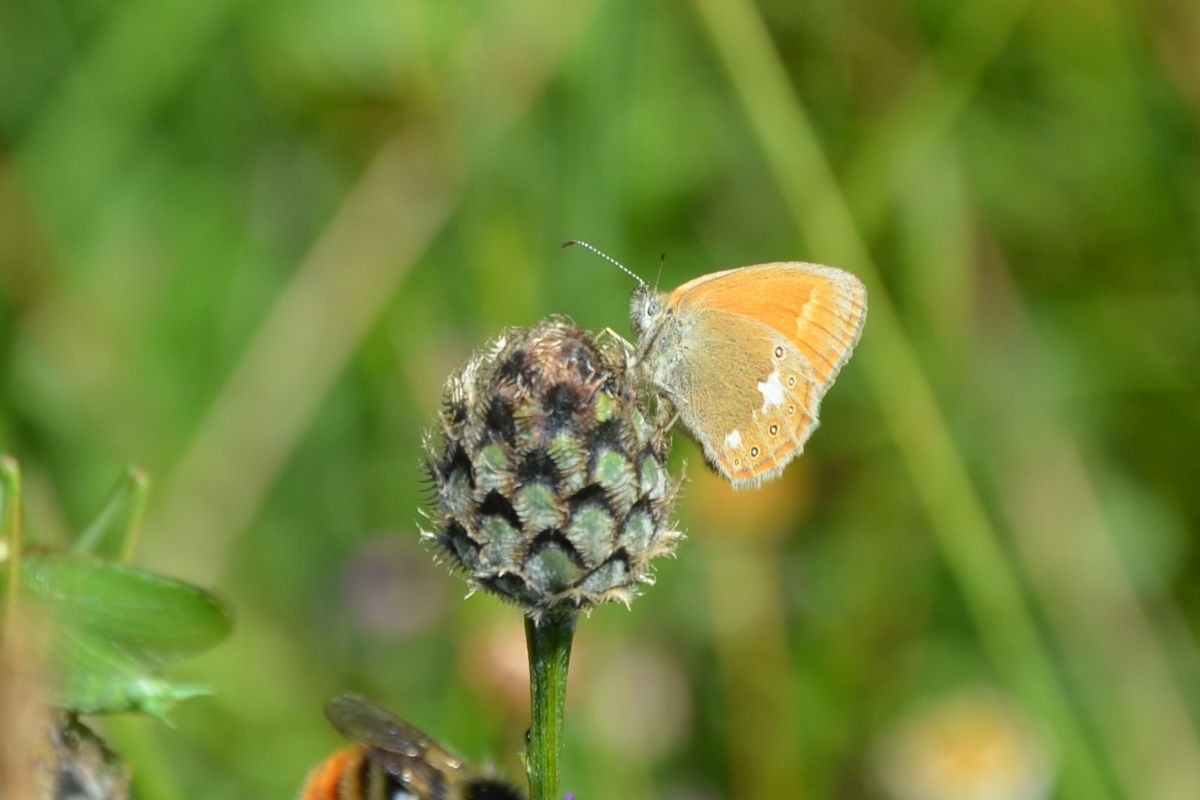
left=662, top=263, right=866, bottom=486
left=670, top=263, right=866, bottom=390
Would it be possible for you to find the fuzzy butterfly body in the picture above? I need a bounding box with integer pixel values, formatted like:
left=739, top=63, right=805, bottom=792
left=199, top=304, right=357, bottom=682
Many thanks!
left=631, top=262, right=867, bottom=489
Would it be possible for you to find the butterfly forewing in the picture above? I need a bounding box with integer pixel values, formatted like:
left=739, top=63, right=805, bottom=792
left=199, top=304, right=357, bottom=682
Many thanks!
left=671, top=262, right=866, bottom=389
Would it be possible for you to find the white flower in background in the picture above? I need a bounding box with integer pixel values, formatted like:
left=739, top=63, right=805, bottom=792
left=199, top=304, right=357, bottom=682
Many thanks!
left=875, top=689, right=1055, bottom=800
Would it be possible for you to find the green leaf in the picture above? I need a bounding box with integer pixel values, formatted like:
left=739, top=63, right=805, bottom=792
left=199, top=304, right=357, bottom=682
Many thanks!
left=13, top=554, right=234, bottom=715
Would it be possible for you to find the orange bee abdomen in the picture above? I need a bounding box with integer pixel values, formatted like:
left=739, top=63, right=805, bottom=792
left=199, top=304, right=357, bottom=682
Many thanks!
left=299, top=747, right=365, bottom=800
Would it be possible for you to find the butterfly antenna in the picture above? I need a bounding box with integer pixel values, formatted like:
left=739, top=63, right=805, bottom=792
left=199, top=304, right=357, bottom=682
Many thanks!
left=562, top=240, right=647, bottom=288
left=655, top=252, right=666, bottom=290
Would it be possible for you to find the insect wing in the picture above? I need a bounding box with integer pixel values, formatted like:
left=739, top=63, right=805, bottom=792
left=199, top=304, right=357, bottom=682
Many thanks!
left=669, top=262, right=866, bottom=389
left=326, top=693, right=465, bottom=794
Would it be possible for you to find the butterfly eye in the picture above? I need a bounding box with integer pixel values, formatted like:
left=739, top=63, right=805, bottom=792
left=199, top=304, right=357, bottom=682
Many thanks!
left=629, top=290, right=664, bottom=338
left=774, top=346, right=784, bottom=358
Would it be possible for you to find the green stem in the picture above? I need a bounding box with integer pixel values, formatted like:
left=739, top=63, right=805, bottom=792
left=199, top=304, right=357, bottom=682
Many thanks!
left=1, top=456, right=22, bottom=642
left=525, top=611, right=577, bottom=800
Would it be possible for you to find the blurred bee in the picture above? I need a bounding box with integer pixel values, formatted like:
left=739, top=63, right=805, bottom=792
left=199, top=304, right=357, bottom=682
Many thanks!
left=300, top=693, right=524, bottom=800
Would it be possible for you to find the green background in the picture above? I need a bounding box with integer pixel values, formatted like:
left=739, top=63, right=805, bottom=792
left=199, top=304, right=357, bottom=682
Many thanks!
left=2, top=0, right=1199, bottom=797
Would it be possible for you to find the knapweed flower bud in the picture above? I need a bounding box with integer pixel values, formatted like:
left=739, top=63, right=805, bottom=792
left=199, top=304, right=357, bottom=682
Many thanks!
left=422, top=318, right=680, bottom=617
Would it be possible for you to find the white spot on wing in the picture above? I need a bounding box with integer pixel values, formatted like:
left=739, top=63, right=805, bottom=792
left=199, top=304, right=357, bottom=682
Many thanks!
left=724, top=430, right=742, bottom=449
left=758, top=370, right=785, bottom=411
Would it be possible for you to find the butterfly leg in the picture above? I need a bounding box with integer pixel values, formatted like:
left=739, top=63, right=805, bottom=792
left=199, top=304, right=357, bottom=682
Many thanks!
left=597, top=326, right=635, bottom=352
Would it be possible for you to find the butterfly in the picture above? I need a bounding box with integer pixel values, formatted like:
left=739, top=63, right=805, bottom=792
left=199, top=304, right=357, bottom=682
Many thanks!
left=567, top=242, right=867, bottom=489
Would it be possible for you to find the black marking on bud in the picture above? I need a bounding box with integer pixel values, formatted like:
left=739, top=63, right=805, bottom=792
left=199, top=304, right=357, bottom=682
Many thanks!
left=486, top=398, right=517, bottom=443
left=627, top=496, right=652, bottom=516
left=498, top=348, right=529, bottom=384
left=441, top=444, right=475, bottom=486
left=585, top=549, right=633, bottom=585
left=568, top=483, right=612, bottom=516
left=440, top=520, right=480, bottom=563
left=544, top=382, right=584, bottom=431
left=482, top=572, right=530, bottom=599
left=590, top=417, right=628, bottom=454
left=518, top=448, right=561, bottom=489
left=480, top=489, right=522, bottom=529
left=526, top=529, right=586, bottom=568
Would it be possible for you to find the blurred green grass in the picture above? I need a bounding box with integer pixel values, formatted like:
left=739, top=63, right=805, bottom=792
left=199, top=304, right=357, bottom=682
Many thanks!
left=3, top=0, right=1200, bottom=798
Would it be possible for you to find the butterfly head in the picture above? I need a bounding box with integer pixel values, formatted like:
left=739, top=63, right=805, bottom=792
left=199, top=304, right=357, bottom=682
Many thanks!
left=630, top=286, right=667, bottom=341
